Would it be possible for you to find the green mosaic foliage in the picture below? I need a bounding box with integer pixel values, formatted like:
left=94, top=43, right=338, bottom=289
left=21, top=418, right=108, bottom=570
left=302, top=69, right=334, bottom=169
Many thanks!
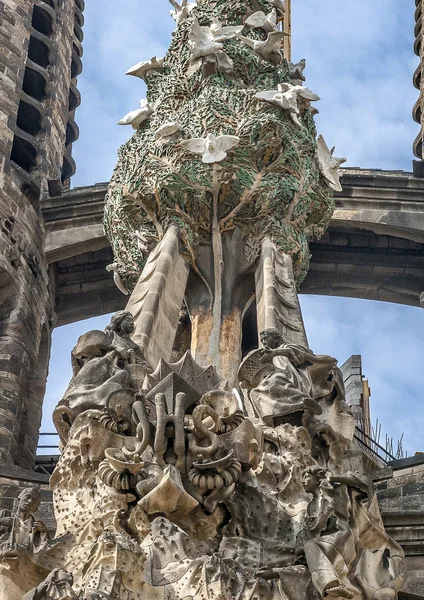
left=104, top=0, right=335, bottom=291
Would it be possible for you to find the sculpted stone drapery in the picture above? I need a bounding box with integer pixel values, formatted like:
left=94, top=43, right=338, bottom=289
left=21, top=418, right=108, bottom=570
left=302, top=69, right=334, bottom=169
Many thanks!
left=239, top=328, right=338, bottom=427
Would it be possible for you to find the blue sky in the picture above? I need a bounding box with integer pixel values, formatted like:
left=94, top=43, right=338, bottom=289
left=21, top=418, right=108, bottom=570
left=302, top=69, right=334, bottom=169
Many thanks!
left=40, top=1, right=424, bottom=457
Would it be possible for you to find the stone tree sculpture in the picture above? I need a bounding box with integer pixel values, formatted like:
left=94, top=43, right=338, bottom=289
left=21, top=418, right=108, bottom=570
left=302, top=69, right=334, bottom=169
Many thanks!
left=7, top=1, right=406, bottom=599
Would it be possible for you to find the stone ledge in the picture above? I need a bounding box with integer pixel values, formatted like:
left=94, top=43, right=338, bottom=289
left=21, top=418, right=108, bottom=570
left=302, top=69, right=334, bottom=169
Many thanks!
left=0, top=463, right=50, bottom=484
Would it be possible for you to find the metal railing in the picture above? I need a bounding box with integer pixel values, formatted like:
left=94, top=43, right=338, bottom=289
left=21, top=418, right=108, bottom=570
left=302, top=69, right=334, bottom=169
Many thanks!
left=354, top=425, right=397, bottom=467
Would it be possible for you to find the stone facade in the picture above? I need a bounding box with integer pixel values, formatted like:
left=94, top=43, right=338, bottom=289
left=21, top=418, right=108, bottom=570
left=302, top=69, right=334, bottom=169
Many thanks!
left=414, top=0, right=424, bottom=175
left=0, top=0, right=83, bottom=469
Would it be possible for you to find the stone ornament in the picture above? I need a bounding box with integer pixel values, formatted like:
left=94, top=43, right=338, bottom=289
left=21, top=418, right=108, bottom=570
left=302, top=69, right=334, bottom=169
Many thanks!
left=0, top=488, right=50, bottom=600
left=316, top=134, right=347, bottom=192
left=245, top=8, right=279, bottom=32
left=187, top=18, right=240, bottom=75
left=256, top=82, right=320, bottom=127
left=169, top=0, right=196, bottom=25
left=188, top=19, right=224, bottom=58
left=181, top=133, right=240, bottom=163
left=30, top=300, right=403, bottom=599
left=106, top=262, right=129, bottom=294
left=126, top=56, right=164, bottom=79
left=0, top=488, right=48, bottom=555
left=209, top=17, right=244, bottom=41
left=288, top=58, right=306, bottom=84
left=117, top=98, right=153, bottom=129
left=23, top=570, right=77, bottom=600
left=155, top=121, right=181, bottom=140
left=235, top=31, right=288, bottom=64
left=268, top=0, right=285, bottom=14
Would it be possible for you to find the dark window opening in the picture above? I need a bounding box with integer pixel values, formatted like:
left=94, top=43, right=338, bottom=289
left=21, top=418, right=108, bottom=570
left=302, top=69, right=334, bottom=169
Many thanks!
left=17, top=100, right=43, bottom=136
left=242, top=300, right=258, bottom=358
left=10, top=135, right=37, bottom=172
left=22, top=66, right=47, bottom=101
left=32, top=5, right=53, bottom=37
left=28, top=36, right=50, bottom=68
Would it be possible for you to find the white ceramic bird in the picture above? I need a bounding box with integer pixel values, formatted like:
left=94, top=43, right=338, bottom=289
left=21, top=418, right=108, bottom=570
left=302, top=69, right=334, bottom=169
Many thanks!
left=245, top=9, right=279, bottom=33
left=155, top=122, right=181, bottom=140
left=169, top=0, right=196, bottom=25
left=288, top=58, right=306, bottom=84
left=126, top=57, right=164, bottom=80
left=135, top=230, right=149, bottom=255
left=316, top=135, right=346, bottom=192
left=189, top=19, right=224, bottom=58
left=106, top=263, right=129, bottom=295
left=255, top=83, right=320, bottom=127
left=118, top=99, right=153, bottom=129
left=209, top=18, right=244, bottom=41
left=235, top=31, right=288, bottom=65
left=181, top=133, right=239, bottom=163
left=268, top=0, right=285, bottom=14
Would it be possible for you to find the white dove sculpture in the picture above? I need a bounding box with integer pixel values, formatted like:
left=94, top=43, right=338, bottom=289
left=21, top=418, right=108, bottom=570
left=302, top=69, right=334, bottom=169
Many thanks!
left=255, top=83, right=320, bottom=127
left=188, top=19, right=223, bottom=59
left=235, top=31, right=288, bottom=65
left=245, top=9, right=279, bottom=33
left=106, top=263, right=129, bottom=295
left=316, top=135, right=346, bottom=193
left=169, top=0, right=196, bottom=25
left=268, top=0, right=285, bottom=14
left=288, top=58, right=306, bottom=85
left=181, top=133, right=239, bottom=164
left=209, top=18, right=244, bottom=41
left=155, top=122, right=181, bottom=140
left=118, top=99, right=153, bottom=129
left=126, top=57, right=164, bottom=80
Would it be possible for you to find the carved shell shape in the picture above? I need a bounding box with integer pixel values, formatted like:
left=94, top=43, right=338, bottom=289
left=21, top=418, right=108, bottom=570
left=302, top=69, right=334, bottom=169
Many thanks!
left=201, top=390, right=239, bottom=422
